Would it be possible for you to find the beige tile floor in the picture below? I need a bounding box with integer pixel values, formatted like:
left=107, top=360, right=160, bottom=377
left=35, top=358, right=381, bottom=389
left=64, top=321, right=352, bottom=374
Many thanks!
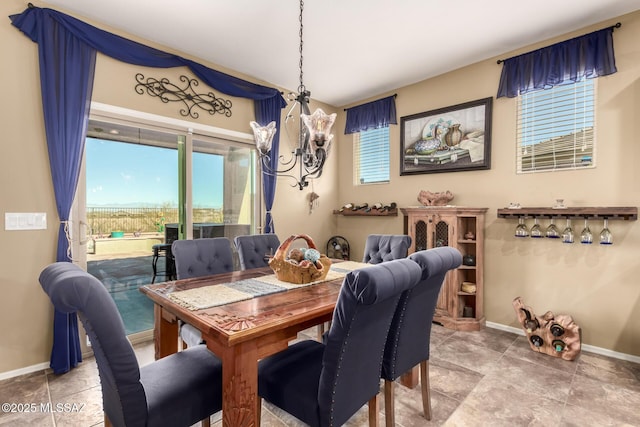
left=1, top=325, right=639, bottom=426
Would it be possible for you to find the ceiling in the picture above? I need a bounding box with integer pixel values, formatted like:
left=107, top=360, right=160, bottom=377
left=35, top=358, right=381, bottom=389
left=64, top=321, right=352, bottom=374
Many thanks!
left=42, top=0, right=640, bottom=107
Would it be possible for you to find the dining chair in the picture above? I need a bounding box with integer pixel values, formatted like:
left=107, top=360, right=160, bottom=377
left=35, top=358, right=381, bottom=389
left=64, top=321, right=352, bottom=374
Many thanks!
left=39, top=262, right=222, bottom=427
left=362, top=234, right=412, bottom=264
left=233, top=233, right=280, bottom=270
left=257, top=258, right=423, bottom=427
left=172, top=237, right=234, bottom=347
left=381, top=247, right=462, bottom=425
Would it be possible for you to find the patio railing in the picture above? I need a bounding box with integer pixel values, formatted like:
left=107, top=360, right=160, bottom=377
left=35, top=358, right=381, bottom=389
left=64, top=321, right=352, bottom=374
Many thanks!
left=87, top=206, right=224, bottom=236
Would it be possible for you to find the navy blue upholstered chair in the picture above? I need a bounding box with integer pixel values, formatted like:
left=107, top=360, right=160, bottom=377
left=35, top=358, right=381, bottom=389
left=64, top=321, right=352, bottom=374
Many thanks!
left=172, top=238, right=234, bottom=347
left=362, top=234, right=412, bottom=264
left=39, top=262, right=222, bottom=427
left=382, top=247, right=462, bottom=425
left=257, top=258, right=423, bottom=427
left=234, top=234, right=280, bottom=270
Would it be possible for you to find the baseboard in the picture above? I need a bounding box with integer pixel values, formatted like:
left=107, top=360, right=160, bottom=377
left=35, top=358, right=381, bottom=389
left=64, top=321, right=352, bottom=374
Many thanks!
left=486, top=321, right=640, bottom=364
left=0, top=331, right=154, bottom=381
left=0, top=362, right=51, bottom=381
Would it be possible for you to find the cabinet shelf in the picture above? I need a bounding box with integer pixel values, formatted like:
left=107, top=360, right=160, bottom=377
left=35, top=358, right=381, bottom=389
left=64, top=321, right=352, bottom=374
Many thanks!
left=496, top=206, right=637, bottom=220
left=332, top=208, right=398, bottom=217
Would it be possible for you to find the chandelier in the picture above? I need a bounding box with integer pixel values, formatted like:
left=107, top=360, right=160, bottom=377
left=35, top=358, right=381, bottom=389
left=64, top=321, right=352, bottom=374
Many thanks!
left=250, top=0, right=336, bottom=190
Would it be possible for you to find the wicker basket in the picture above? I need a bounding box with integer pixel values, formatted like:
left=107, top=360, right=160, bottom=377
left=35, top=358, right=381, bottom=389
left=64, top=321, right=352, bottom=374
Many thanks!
left=268, top=234, right=332, bottom=284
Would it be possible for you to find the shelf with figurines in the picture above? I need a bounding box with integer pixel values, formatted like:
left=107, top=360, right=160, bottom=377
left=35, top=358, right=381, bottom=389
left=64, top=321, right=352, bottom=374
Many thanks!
left=332, top=202, right=398, bottom=216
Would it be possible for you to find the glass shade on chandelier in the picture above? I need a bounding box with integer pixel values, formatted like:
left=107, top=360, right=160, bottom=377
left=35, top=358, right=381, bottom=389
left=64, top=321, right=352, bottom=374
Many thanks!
left=250, top=106, right=336, bottom=190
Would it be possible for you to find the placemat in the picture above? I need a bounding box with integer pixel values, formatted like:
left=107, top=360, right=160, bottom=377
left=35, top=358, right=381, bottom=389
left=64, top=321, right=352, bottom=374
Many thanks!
left=168, top=263, right=368, bottom=311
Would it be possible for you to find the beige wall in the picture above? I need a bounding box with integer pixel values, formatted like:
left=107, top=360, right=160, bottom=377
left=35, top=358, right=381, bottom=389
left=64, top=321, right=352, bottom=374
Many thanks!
left=1, top=0, right=638, bottom=376
left=336, top=12, right=640, bottom=356
left=0, top=0, right=338, bottom=374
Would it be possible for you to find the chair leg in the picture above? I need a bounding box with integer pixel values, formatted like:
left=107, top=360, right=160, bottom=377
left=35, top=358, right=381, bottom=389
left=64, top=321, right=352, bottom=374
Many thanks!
left=420, top=360, right=432, bottom=420
left=368, top=393, right=380, bottom=427
left=104, top=414, right=113, bottom=427
left=384, top=379, right=395, bottom=427
left=201, top=416, right=211, bottom=427
left=257, top=397, right=262, bottom=426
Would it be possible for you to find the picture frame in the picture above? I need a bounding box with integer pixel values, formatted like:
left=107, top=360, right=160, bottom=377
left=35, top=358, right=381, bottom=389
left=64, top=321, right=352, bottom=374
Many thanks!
left=400, top=97, right=493, bottom=175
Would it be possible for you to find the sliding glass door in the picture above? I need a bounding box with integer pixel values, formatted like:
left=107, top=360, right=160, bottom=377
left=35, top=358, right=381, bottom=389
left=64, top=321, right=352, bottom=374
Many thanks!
left=78, top=115, right=257, bottom=336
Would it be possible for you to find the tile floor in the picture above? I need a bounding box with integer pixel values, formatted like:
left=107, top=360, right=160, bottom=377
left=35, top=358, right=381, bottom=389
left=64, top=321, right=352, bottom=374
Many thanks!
left=1, top=325, right=639, bottom=426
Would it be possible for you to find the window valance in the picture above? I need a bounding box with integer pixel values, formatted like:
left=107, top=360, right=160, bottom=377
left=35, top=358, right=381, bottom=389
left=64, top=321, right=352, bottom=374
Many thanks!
left=344, top=94, right=397, bottom=134
left=497, top=26, right=618, bottom=98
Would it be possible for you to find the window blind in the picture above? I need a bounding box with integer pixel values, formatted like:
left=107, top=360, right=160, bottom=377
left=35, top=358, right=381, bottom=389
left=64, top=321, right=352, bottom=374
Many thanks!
left=354, top=127, right=390, bottom=184
left=517, top=79, right=595, bottom=173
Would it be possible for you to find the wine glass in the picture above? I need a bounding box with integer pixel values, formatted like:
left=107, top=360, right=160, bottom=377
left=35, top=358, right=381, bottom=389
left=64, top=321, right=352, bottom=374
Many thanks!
left=580, top=218, right=593, bottom=244
left=515, top=217, right=529, bottom=237
left=546, top=218, right=560, bottom=238
left=600, top=218, right=613, bottom=245
left=562, top=218, right=574, bottom=244
left=530, top=218, right=543, bottom=238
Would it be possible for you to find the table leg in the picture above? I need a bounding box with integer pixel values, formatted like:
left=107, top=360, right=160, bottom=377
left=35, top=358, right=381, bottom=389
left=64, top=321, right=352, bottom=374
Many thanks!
left=154, top=305, right=178, bottom=360
left=214, top=340, right=260, bottom=427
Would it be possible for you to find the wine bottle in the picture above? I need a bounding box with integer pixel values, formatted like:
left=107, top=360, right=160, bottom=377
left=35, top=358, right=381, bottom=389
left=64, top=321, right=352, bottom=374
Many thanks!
left=353, top=203, right=368, bottom=211
left=530, top=335, right=543, bottom=347
left=339, top=203, right=353, bottom=212
left=552, top=339, right=566, bottom=352
left=381, top=202, right=397, bottom=212
left=550, top=323, right=565, bottom=337
left=371, top=202, right=383, bottom=211
left=520, top=308, right=539, bottom=333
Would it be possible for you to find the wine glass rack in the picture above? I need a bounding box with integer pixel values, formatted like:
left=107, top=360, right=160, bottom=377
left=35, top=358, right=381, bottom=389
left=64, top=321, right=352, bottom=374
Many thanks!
left=497, top=206, right=637, bottom=221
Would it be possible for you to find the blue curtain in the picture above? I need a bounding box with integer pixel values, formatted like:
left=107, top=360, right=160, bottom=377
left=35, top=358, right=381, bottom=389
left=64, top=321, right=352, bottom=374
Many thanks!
left=344, top=94, right=397, bottom=134
left=10, top=5, right=285, bottom=373
left=254, top=100, right=283, bottom=234
left=497, top=26, right=617, bottom=98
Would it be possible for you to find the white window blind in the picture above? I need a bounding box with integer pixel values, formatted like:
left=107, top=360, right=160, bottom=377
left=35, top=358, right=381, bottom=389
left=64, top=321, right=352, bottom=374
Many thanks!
left=353, top=127, right=390, bottom=185
left=517, top=79, right=595, bottom=173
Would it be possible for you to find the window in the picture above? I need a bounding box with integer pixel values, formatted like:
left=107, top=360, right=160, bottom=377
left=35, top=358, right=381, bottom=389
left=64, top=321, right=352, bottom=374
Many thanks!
left=354, top=127, right=390, bottom=184
left=517, top=79, right=595, bottom=173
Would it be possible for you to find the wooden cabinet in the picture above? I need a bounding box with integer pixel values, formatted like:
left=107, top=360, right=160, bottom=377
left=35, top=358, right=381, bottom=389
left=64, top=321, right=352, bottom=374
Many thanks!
left=401, top=206, right=487, bottom=331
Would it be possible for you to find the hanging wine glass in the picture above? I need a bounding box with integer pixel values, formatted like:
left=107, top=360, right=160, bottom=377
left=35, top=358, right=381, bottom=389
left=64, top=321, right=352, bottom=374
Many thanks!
left=562, top=218, right=574, bottom=244
left=515, top=217, right=529, bottom=237
left=530, top=218, right=543, bottom=238
left=599, top=218, right=613, bottom=245
left=580, top=218, right=593, bottom=244
left=546, top=218, right=560, bottom=238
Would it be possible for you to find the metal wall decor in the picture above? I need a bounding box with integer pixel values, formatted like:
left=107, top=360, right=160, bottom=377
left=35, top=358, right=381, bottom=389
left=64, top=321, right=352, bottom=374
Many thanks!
left=134, top=73, right=232, bottom=119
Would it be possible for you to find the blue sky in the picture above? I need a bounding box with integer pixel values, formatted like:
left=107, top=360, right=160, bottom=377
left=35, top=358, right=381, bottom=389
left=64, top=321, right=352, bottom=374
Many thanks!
left=86, top=138, right=223, bottom=207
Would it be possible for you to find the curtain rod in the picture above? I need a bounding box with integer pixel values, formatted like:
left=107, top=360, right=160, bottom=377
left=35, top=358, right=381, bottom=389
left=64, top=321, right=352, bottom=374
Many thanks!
left=343, top=93, right=397, bottom=111
left=496, top=22, right=621, bottom=65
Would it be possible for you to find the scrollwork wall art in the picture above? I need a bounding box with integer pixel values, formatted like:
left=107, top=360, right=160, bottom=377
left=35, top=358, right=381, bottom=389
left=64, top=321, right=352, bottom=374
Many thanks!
left=134, top=73, right=233, bottom=119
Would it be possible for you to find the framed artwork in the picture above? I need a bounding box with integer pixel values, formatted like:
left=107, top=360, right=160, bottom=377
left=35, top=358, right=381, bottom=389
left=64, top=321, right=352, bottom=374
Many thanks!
left=400, top=97, right=493, bottom=175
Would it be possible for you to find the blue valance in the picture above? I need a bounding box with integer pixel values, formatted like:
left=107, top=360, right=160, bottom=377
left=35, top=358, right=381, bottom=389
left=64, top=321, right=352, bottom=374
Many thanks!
left=344, top=94, right=397, bottom=134
left=497, top=26, right=617, bottom=98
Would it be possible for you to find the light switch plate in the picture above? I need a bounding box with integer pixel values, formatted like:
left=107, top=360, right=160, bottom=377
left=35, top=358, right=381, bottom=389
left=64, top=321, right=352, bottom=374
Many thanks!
left=4, top=213, right=47, bottom=230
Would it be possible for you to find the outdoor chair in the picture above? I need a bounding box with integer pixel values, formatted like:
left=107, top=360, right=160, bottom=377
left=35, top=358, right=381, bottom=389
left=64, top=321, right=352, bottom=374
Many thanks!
left=381, top=247, right=462, bottom=425
left=172, top=237, right=235, bottom=347
left=257, top=258, right=422, bottom=427
left=362, top=234, right=412, bottom=264
left=39, top=262, right=222, bottom=427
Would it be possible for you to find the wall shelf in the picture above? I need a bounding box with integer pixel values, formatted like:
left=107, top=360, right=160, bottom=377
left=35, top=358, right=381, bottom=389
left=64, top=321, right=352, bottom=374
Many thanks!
left=332, top=208, right=398, bottom=217
left=496, top=207, right=637, bottom=221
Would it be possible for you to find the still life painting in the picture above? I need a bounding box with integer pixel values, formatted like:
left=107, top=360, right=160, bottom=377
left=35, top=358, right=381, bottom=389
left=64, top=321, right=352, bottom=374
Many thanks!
left=400, top=97, right=493, bottom=175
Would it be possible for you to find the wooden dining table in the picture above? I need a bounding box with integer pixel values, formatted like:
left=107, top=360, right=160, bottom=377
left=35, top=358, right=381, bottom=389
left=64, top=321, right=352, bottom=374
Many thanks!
left=140, top=264, right=348, bottom=427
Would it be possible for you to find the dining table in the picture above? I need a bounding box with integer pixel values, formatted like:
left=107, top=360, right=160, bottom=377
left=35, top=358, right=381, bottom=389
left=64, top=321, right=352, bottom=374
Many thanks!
left=140, top=260, right=371, bottom=427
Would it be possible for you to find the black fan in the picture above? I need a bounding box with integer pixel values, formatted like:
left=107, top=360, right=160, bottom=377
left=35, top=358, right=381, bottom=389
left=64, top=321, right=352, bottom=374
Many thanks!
left=326, top=236, right=350, bottom=260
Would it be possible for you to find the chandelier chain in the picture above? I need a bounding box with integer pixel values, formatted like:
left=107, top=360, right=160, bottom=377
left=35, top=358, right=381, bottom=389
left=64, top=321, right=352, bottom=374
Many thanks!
left=298, top=0, right=305, bottom=93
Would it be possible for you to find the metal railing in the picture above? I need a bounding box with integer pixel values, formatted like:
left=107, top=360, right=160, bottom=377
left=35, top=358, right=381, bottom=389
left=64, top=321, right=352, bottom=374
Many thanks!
left=87, top=206, right=224, bottom=236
